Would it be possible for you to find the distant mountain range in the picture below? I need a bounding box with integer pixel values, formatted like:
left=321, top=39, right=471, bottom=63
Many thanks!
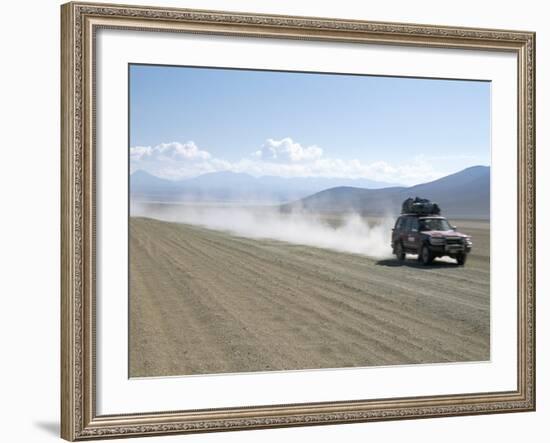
left=281, top=165, right=490, bottom=219
left=130, top=170, right=400, bottom=204
left=131, top=166, right=490, bottom=219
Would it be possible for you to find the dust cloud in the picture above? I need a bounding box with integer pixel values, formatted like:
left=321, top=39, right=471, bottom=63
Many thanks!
left=131, top=202, right=395, bottom=259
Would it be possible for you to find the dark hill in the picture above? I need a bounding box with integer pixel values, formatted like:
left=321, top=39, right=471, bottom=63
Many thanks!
left=281, top=166, right=490, bottom=219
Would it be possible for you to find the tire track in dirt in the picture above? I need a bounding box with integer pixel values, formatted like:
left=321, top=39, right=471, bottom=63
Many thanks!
left=130, top=217, right=490, bottom=377
left=157, top=223, right=489, bottom=354
left=155, top=224, right=478, bottom=362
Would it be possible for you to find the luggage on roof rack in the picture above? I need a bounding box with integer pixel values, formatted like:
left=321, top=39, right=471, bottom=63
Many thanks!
left=401, top=197, right=441, bottom=215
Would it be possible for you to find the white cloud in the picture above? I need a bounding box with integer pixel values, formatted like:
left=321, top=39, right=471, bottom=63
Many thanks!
left=130, top=141, right=220, bottom=179
left=130, top=141, right=211, bottom=163
left=130, top=138, right=450, bottom=185
left=253, top=138, right=323, bottom=163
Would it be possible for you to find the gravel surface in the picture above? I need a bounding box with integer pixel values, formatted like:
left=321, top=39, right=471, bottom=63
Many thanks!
left=129, top=217, right=490, bottom=377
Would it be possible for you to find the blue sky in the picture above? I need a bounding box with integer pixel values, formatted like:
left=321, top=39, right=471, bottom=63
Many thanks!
left=129, top=64, right=490, bottom=185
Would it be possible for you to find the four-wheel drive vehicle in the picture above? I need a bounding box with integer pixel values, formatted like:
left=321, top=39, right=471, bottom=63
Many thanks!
left=392, top=214, right=473, bottom=265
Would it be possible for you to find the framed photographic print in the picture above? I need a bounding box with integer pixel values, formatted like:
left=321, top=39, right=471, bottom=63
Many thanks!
left=61, top=1, right=536, bottom=440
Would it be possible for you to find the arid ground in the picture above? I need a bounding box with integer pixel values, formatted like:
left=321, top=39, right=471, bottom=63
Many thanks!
left=129, top=216, right=490, bottom=377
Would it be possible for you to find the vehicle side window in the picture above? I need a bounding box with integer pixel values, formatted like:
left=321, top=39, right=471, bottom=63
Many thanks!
left=395, top=217, right=404, bottom=230
left=410, top=218, right=419, bottom=231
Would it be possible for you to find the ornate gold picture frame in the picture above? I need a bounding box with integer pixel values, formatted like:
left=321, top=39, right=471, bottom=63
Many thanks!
left=61, top=2, right=535, bottom=440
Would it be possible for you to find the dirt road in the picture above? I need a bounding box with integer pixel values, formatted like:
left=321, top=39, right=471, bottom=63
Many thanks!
left=129, top=217, right=490, bottom=377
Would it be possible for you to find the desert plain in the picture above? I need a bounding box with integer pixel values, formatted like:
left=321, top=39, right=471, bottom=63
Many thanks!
left=129, top=208, right=490, bottom=377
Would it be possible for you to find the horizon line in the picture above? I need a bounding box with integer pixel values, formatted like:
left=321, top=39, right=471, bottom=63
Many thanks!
left=131, top=164, right=490, bottom=182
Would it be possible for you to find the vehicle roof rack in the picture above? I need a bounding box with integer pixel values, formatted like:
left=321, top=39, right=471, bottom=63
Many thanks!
left=401, top=197, right=441, bottom=216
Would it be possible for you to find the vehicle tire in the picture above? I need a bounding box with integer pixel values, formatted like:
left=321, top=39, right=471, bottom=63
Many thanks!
left=456, top=253, right=467, bottom=266
left=420, top=245, right=433, bottom=265
left=395, top=242, right=405, bottom=261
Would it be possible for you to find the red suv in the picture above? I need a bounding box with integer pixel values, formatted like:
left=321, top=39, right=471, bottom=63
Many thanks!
left=392, top=214, right=472, bottom=265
